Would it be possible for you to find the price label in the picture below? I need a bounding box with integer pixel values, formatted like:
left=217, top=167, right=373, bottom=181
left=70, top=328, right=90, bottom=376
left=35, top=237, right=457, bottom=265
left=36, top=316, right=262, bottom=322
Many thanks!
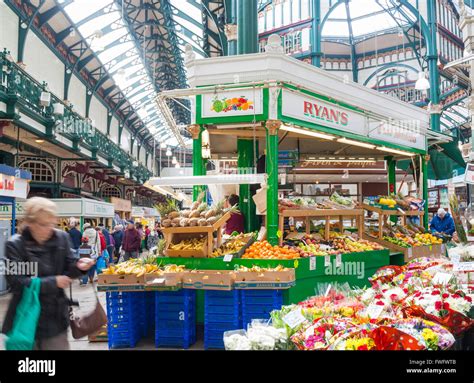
left=407, top=247, right=413, bottom=259
left=336, top=253, right=342, bottom=268
left=453, top=262, right=474, bottom=272
left=432, top=272, right=453, bottom=285
left=365, top=303, right=384, bottom=319
left=325, top=284, right=332, bottom=297
left=324, top=255, right=331, bottom=267
left=309, top=256, right=316, bottom=271
left=282, top=309, right=306, bottom=329
left=223, top=254, right=233, bottom=262
left=148, top=278, right=165, bottom=285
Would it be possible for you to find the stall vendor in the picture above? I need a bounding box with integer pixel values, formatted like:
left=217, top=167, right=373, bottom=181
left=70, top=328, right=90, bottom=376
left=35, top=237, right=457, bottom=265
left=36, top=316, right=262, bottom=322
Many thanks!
left=430, top=208, right=455, bottom=236
left=223, top=194, right=245, bottom=235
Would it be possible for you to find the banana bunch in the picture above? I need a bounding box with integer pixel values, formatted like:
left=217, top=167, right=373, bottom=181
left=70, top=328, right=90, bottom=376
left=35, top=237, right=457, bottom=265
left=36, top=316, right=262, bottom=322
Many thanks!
left=170, top=237, right=206, bottom=251
left=212, top=237, right=248, bottom=257
left=235, top=265, right=288, bottom=273
left=102, top=259, right=160, bottom=277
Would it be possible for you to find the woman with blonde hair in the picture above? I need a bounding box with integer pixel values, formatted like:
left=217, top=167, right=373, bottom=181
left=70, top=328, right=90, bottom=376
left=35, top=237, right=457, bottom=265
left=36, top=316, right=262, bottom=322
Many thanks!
left=2, top=197, right=94, bottom=350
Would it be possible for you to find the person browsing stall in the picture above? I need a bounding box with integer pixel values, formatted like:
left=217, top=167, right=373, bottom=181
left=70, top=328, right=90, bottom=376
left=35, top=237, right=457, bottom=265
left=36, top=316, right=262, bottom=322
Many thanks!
left=223, top=194, right=245, bottom=235
left=430, top=208, right=455, bottom=236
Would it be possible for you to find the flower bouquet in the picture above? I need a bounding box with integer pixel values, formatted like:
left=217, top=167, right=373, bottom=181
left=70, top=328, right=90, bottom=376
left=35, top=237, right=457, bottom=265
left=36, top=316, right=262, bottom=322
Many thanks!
left=404, top=287, right=474, bottom=335
left=369, top=265, right=404, bottom=286
left=327, top=324, right=379, bottom=350
left=290, top=317, right=354, bottom=350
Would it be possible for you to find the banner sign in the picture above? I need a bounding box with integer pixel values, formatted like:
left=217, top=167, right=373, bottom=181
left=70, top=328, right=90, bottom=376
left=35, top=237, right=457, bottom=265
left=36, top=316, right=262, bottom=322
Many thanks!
left=200, top=88, right=264, bottom=119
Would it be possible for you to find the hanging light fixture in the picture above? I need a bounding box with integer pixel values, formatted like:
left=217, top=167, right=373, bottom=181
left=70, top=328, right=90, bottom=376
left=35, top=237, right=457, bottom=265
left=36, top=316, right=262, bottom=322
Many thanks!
left=90, top=30, right=105, bottom=52
left=166, top=148, right=172, bottom=157
left=175, top=162, right=181, bottom=169
left=172, top=156, right=177, bottom=165
left=415, top=71, right=430, bottom=91
left=160, top=142, right=167, bottom=149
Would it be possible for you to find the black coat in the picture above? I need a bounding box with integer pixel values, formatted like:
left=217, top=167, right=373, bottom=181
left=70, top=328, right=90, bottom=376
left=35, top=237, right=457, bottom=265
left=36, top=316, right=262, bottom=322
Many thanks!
left=2, top=227, right=85, bottom=340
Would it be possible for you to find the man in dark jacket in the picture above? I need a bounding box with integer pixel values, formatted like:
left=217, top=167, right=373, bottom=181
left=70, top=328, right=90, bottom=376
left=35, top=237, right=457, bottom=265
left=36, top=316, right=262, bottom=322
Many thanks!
left=67, top=218, right=82, bottom=258
left=2, top=197, right=94, bottom=350
left=112, top=225, right=124, bottom=262
left=122, top=221, right=141, bottom=261
left=430, top=208, right=456, bottom=236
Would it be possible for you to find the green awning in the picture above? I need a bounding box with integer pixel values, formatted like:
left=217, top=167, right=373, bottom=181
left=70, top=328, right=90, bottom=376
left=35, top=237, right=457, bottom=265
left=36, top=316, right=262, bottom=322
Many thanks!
left=397, top=140, right=466, bottom=181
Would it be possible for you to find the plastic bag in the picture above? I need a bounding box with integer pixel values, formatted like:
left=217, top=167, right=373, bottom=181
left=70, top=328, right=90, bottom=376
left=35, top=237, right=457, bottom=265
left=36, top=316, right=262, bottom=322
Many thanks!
left=96, top=256, right=107, bottom=274
left=6, top=278, right=41, bottom=350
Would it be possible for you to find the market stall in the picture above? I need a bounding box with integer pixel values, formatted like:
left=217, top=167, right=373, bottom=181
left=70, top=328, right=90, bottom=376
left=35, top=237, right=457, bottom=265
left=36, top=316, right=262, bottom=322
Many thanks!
left=131, top=206, right=160, bottom=228
left=111, top=197, right=132, bottom=221
left=0, top=197, right=115, bottom=230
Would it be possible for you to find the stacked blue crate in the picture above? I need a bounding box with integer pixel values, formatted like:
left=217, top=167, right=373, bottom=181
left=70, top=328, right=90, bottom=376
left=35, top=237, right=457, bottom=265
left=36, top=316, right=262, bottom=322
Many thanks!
left=145, top=291, right=155, bottom=336
left=106, top=292, right=142, bottom=349
left=155, top=290, right=196, bottom=349
left=204, top=290, right=241, bottom=349
left=241, top=290, right=283, bottom=328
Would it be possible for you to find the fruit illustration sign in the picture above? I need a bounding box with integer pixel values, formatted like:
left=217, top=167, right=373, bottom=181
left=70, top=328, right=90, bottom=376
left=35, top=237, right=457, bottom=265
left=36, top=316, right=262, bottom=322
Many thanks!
left=280, top=89, right=368, bottom=136
left=200, top=89, right=264, bottom=119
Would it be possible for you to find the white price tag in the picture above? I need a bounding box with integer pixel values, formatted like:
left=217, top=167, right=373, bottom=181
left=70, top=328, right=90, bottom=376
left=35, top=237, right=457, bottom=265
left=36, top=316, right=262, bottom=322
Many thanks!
left=148, top=278, right=165, bottom=285
left=309, top=256, right=316, bottom=271
left=223, top=254, right=233, bottom=262
left=407, top=247, right=413, bottom=259
left=325, top=284, right=332, bottom=297
left=432, top=272, right=453, bottom=285
left=336, top=253, right=342, bottom=268
left=282, top=309, right=306, bottom=329
left=453, top=262, right=474, bottom=272
left=324, top=255, right=331, bottom=267
left=366, top=303, right=384, bottom=319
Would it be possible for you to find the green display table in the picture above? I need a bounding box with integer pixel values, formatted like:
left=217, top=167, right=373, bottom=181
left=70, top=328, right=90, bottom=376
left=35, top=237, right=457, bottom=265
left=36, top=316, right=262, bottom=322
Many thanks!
left=157, top=250, right=390, bottom=323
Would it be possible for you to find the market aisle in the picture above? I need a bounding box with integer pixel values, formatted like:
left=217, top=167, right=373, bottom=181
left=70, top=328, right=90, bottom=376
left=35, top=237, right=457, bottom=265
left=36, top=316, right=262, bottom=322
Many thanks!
left=0, top=281, right=204, bottom=350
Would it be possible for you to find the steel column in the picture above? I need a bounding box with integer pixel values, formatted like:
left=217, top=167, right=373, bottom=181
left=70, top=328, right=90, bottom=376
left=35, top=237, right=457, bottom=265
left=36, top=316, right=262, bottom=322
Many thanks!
left=266, top=120, right=280, bottom=245
left=427, top=0, right=441, bottom=132
left=237, top=0, right=258, bottom=54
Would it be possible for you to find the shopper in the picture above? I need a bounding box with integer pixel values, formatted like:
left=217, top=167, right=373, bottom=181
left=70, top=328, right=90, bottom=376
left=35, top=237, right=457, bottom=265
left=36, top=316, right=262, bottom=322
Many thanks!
left=144, top=225, right=151, bottom=250
left=136, top=223, right=144, bottom=254
left=98, top=224, right=114, bottom=264
left=430, top=208, right=455, bottom=236
left=108, top=231, right=116, bottom=263
left=81, top=223, right=101, bottom=284
left=112, top=225, right=124, bottom=262
left=67, top=217, right=82, bottom=258
left=223, top=194, right=245, bottom=235
left=122, top=221, right=141, bottom=261
left=2, top=197, right=94, bottom=350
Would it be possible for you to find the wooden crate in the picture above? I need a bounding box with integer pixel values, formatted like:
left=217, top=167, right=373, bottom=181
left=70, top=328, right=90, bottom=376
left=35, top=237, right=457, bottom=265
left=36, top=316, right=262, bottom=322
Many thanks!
left=164, top=233, right=208, bottom=258
left=182, top=270, right=236, bottom=290
left=97, top=273, right=145, bottom=286
left=363, top=234, right=445, bottom=262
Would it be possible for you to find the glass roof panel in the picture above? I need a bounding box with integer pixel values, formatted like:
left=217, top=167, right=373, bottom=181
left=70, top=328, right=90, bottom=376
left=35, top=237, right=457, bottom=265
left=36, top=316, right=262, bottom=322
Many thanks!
left=78, top=12, right=121, bottom=38
left=64, top=0, right=113, bottom=23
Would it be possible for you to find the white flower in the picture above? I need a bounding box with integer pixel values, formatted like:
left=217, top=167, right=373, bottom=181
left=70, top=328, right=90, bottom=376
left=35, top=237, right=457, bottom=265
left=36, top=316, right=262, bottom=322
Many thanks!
left=445, top=296, right=471, bottom=315
left=224, top=334, right=252, bottom=350
left=361, top=288, right=376, bottom=304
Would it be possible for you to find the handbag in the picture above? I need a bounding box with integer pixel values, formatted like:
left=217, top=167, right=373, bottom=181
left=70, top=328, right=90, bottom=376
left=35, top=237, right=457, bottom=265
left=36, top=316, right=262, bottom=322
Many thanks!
left=69, top=283, right=107, bottom=339
left=6, top=278, right=41, bottom=350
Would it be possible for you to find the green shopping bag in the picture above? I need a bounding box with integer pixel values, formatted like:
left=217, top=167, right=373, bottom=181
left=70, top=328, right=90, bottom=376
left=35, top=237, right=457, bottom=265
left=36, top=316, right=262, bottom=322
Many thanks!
left=6, top=278, right=41, bottom=350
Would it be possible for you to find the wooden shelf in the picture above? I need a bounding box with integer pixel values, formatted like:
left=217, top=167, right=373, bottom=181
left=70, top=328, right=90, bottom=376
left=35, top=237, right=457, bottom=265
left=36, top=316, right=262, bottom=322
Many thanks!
left=278, top=208, right=364, bottom=244
left=162, top=212, right=231, bottom=257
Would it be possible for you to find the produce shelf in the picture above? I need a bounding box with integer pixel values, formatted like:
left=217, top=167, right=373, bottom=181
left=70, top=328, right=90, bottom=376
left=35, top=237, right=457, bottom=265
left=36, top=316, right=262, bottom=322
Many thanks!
left=278, top=208, right=364, bottom=244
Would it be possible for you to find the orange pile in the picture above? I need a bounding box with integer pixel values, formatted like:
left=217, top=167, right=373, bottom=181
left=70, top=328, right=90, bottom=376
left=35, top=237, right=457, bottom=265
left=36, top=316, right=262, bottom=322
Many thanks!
left=242, top=241, right=300, bottom=260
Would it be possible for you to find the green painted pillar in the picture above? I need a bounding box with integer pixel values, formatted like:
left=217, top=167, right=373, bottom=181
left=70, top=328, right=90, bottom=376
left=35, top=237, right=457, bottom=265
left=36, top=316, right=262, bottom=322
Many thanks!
left=226, top=0, right=238, bottom=55
left=238, top=139, right=259, bottom=232
left=190, top=125, right=205, bottom=201
left=386, top=156, right=396, bottom=195
left=237, top=0, right=258, bottom=54
left=311, top=0, right=322, bottom=67
left=427, top=0, right=441, bottom=132
left=266, top=121, right=280, bottom=245
left=421, top=155, right=429, bottom=228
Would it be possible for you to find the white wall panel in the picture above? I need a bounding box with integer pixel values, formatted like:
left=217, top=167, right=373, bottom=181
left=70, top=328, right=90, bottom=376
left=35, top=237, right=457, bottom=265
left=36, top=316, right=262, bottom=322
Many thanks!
left=89, top=95, right=107, bottom=134
left=110, top=117, right=119, bottom=143
left=121, top=129, right=131, bottom=152
left=68, top=74, right=86, bottom=116
left=0, top=2, right=19, bottom=61
left=24, top=33, right=64, bottom=98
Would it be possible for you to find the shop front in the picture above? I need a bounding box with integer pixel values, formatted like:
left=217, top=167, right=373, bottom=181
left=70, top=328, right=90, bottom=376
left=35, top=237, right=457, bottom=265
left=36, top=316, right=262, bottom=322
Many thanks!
left=111, top=197, right=132, bottom=220
left=131, top=206, right=160, bottom=228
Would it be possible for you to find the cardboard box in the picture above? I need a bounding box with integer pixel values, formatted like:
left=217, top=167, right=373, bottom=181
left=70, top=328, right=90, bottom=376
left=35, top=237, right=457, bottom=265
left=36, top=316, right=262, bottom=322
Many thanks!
left=144, top=272, right=183, bottom=287
left=253, top=186, right=267, bottom=215
left=88, top=325, right=108, bottom=343
left=164, top=233, right=208, bottom=258
left=97, top=273, right=145, bottom=286
left=182, top=270, right=236, bottom=290
left=234, top=269, right=296, bottom=289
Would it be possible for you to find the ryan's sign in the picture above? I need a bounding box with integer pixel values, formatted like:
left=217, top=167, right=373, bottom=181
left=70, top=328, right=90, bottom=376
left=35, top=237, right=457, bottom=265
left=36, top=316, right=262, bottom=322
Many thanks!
left=280, top=89, right=367, bottom=136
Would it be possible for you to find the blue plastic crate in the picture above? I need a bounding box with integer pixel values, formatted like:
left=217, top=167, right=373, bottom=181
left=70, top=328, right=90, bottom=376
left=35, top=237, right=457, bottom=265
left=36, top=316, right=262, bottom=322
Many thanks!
left=204, top=320, right=242, bottom=332
left=155, top=318, right=196, bottom=330
left=156, top=290, right=195, bottom=301
left=155, top=310, right=195, bottom=321
left=155, top=337, right=196, bottom=349
left=242, top=314, right=272, bottom=327
left=241, top=295, right=283, bottom=306
left=156, top=327, right=196, bottom=339
left=241, top=304, right=281, bottom=315
left=205, top=304, right=240, bottom=315
left=155, top=302, right=196, bottom=313
left=204, top=328, right=230, bottom=340
left=240, top=290, right=283, bottom=298
left=204, top=338, right=225, bottom=349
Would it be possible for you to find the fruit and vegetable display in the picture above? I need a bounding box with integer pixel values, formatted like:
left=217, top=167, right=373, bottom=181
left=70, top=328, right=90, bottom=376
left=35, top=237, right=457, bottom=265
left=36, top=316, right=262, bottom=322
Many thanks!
left=369, top=193, right=424, bottom=211
left=235, top=265, right=291, bottom=273
left=242, top=234, right=384, bottom=259
left=278, top=193, right=356, bottom=212
left=169, top=237, right=206, bottom=251
left=242, top=241, right=300, bottom=260
left=101, top=259, right=185, bottom=278
left=212, top=233, right=253, bottom=257
left=226, top=257, right=473, bottom=350
left=369, top=225, right=443, bottom=248
left=156, top=192, right=236, bottom=228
